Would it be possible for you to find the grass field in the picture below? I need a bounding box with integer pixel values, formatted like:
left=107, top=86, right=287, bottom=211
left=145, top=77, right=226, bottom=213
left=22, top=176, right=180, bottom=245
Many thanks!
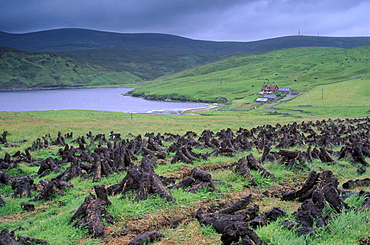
left=0, top=109, right=369, bottom=245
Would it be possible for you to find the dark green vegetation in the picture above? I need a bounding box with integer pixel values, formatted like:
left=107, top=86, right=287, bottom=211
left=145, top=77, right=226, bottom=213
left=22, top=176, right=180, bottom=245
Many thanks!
left=0, top=113, right=369, bottom=245
left=2, top=29, right=369, bottom=53
left=1, top=28, right=370, bottom=87
left=0, top=47, right=141, bottom=90
left=59, top=49, right=226, bottom=81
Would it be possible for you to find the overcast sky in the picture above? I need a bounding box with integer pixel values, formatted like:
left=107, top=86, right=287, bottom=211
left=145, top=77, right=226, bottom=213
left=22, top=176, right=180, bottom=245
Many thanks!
left=1, top=0, right=369, bottom=41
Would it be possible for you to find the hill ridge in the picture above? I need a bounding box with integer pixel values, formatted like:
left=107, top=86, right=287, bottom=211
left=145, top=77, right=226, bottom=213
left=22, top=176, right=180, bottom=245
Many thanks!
left=1, top=28, right=369, bottom=53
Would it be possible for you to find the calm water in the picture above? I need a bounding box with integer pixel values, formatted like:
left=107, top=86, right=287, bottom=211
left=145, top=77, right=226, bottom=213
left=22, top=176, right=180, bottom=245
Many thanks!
left=0, top=88, right=209, bottom=114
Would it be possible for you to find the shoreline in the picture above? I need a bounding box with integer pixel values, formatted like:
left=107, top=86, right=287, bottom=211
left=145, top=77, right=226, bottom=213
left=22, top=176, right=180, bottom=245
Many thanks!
left=181, top=103, right=221, bottom=115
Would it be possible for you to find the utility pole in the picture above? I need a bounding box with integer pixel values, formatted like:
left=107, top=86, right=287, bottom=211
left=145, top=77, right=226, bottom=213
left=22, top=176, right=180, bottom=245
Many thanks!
left=322, top=88, right=324, bottom=100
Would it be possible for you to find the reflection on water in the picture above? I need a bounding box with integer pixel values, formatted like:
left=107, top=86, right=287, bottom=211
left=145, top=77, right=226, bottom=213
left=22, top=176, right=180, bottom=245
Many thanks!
left=0, top=88, right=209, bottom=114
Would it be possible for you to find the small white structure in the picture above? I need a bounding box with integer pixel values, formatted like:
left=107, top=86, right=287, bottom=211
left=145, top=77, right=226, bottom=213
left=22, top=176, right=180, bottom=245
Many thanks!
left=256, top=98, right=268, bottom=103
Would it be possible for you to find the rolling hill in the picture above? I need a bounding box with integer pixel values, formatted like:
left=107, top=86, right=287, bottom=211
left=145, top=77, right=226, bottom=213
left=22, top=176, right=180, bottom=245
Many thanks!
left=0, top=47, right=142, bottom=90
left=1, top=28, right=370, bottom=82
left=128, top=46, right=370, bottom=112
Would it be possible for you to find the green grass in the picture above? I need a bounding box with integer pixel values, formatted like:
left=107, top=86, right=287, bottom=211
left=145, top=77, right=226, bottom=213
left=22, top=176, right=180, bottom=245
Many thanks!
left=272, top=79, right=370, bottom=117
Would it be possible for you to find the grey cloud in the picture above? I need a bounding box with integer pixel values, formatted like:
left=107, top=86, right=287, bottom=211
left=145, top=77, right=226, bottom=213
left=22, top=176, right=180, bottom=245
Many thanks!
left=0, top=0, right=368, bottom=41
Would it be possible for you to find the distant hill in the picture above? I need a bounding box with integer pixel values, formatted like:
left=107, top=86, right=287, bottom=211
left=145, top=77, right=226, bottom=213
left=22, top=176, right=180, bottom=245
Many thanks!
left=0, top=28, right=369, bottom=86
left=1, top=28, right=370, bottom=53
left=0, top=47, right=142, bottom=90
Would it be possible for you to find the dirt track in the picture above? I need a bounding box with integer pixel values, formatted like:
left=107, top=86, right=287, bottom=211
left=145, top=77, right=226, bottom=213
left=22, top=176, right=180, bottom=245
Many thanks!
left=263, top=93, right=320, bottom=118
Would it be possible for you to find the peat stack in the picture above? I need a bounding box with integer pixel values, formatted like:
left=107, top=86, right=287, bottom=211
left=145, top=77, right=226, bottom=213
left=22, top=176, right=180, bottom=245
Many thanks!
left=0, top=171, right=10, bottom=185
left=281, top=170, right=350, bottom=235
left=282, top=170, right=349, bottom=212
left=107, top=156, right=174, bottom=202
left=69, top=185, right=113, bottom=238
left=195, top=195, right=267, bottom=245
left=0, top=131, right=7, bottom=144
left=11, top=176, right=34, bottom=198
left=339, top=142, right=370, bottom=168
left=169, top=136, right=209, bottom=164
left=169, top=167, right=220, bottom=193
left=342, top=178, right=370, bottom=189
left=0, top=228, right=49, bottom=245
left=0, top=153, right=13, bottom=169
left=31, top=178, right=73, bottom=201
left=234, top=157, right=257, bottom=186
left=250, top=207, right=286, bottom=228
left=37, top=157, right=61, bottom=177
left=0, top=194, right=6, bottom=206
left=20, top=202, right=35, bottom=211
left=318, top=147, right=346, bottom=167
left=278, top=149, right=308, bottom=169
left=128, top=231, right=165, bottom=245
left=53, top=158, right=83, bottom=182
left=233, top=154, right=276, bottom=186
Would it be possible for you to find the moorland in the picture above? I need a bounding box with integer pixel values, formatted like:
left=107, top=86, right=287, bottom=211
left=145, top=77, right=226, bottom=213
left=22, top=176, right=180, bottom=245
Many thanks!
left=0, top=29, right=369, bottom=245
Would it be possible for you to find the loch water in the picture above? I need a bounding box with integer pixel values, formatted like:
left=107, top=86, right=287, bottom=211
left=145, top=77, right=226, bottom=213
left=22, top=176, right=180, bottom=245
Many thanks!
left=0, top=88, right=210, bottom=114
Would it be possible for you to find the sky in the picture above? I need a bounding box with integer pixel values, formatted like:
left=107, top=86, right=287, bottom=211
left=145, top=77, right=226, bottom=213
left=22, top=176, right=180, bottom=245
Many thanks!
left=1, top=0, right=369, bottom=42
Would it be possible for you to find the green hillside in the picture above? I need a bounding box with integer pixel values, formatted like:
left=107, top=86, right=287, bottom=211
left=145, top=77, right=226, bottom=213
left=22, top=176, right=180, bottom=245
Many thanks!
left=0, top=47, right=142, bottom=90
left=58, top=49, right=226, bottom=81
left=129, top=46, right=370, bottom=107
left=1, top=29, right=369, bottom=81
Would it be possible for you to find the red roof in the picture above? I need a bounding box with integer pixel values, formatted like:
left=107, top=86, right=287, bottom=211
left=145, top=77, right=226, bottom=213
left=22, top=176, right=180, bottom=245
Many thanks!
left=261, top=84, right=279, bottom=91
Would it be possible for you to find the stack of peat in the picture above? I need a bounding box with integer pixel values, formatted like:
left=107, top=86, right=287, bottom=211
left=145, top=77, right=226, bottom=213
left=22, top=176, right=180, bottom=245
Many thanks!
left=169, top=167, right=219, bottom=193
left=280, top=170, right=350, bottom=235
left=107, top=156, right=175, bottom=202
left=69, top=185, right=113, bottom=238
left=196, top=194, right=286, bottom=245
left=0, top=228, right=49, bottom=245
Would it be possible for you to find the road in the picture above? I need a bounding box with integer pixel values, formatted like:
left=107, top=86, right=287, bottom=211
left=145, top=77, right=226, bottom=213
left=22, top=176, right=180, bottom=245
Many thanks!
left=263, top=93, right=320, bottom=118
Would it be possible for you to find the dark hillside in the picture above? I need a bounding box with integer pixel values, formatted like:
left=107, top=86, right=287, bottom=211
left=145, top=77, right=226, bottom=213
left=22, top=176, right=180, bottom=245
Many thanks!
left=0, top=47, right=140, bottom=90
left=0, top=28, right=369, bottom=53
left=58, top=49, right=226, bottom=80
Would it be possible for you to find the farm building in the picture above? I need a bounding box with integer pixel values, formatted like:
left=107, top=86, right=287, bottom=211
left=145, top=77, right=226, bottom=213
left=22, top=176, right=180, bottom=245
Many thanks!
left=255, top=98, right=268, bottom=103
left=278, top=87, right=292, bottom=95
left=261, top=84, right=279, bottom=94
left=255, top=94, right=277, bottom=103
left=264, top=94, right=277, bottom=101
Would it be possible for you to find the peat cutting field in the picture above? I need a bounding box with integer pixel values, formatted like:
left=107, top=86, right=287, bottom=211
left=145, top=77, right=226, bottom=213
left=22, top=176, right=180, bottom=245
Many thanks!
left=0, top=114, right=370, bottom=245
